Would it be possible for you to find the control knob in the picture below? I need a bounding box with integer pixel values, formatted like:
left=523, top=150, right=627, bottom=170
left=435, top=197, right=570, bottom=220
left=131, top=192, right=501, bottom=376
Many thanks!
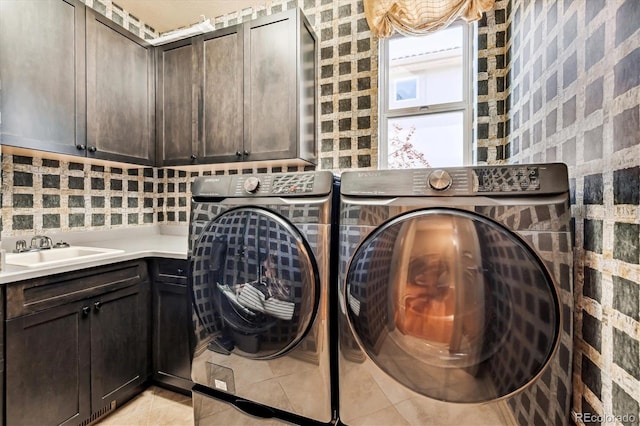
left=428, top=169, right=452, bottom=191
left=243, top=177, right=260, bottom=193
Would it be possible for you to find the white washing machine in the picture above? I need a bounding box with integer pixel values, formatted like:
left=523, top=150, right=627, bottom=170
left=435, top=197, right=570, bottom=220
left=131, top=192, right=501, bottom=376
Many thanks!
left=189, top=171, right=338, bottom=425
left=338, top=164, right=573, bottom=425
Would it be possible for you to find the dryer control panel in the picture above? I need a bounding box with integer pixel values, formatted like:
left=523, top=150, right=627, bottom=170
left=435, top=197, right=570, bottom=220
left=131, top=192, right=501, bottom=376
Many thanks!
left=473, top=166, right=541, bottom=192
left=341, top=163, right=568, bottom=197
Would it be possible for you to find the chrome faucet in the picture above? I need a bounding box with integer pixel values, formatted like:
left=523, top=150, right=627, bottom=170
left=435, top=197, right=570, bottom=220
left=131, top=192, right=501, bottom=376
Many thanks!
left=31, top=235, right=53, bottom=250
left=15, top=236, right=68, bottom=253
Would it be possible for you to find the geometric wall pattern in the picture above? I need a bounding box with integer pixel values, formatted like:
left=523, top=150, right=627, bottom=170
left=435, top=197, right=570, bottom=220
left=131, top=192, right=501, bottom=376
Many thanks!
left=1, top=1, right=639, bottom=423
left=476, top=0, right=510, bottom=164
left=484, top=0, right=640, bottom=422
left=82, top=0, right=158, bottom=40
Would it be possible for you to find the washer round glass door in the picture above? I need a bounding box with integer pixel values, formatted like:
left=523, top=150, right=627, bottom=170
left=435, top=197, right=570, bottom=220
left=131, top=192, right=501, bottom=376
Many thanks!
left=192, top=207, right=319, bottom=359
left=344, top=209, right=561, bottom=403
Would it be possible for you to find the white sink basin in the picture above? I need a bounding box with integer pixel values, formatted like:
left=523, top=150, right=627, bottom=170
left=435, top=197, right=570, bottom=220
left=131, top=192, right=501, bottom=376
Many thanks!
left=5, top=246, right=125, bottom=268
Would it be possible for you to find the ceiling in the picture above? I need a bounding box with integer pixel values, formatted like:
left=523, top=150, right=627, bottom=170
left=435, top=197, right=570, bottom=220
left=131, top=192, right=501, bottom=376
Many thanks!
left=114, top=0, right=269, bottom=33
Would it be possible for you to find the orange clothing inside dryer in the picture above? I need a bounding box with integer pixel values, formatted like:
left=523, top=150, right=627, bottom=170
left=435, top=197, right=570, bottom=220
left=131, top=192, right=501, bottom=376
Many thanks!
left=397, top=283, right=455, bottom=344
left=396, top=256, right=455, bottom=344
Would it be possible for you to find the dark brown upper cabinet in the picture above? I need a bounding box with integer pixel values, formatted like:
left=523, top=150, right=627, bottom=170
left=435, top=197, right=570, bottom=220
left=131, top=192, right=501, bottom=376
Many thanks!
left=199, top=24, right=245, bottom=164
left=2, top=2, right=314, bottom=168
left=0, top=0, right=86, bottom=156
left=86, top=9, right=155, bottom=165
left=155, top=37, right=200, bottom=165
left=242, top=10, right=317, bottom=164
left=157, top=8, right=317, bottom=167
left=0, top=1, right=155, bottom=166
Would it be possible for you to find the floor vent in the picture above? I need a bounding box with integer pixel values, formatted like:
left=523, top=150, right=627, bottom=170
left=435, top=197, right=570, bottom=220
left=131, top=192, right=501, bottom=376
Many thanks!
left=79, top=401, right=116, bottom=426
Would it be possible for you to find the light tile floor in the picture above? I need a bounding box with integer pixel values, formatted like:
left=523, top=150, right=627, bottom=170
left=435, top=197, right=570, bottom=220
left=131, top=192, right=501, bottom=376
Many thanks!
left=95, top=386, right=194, bottom=426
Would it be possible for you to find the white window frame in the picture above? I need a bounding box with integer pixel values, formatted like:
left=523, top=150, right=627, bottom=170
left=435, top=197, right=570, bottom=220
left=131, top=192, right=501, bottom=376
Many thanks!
left=378, top=21, right=475, bottom=168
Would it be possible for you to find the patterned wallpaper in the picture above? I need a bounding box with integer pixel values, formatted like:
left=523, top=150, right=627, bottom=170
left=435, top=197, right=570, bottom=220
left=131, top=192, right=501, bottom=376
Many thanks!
left=2, top=0, right=639, bottom=423
left=482, top=0, right=640, bottom=423
left=2, top=155, right=188, bottom=233
left=476, top=0, right=510, bottom=164
left=81, top=0, right=158, bottom=40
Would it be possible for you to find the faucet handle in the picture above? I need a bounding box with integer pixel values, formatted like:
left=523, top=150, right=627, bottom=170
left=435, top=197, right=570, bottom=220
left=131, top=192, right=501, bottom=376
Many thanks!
left=43, top=236, right=53, bottom=249
left=15, top=240, right=27, bottom=252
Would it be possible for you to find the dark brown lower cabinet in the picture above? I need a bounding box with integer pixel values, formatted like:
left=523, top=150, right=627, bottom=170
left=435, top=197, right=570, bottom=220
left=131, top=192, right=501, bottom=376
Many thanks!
left=90, top=285, right=150, bottom=411
left=5, top=261, right=150, bottom=426
left=6, top=298, right=91, bottom=426
left=151, top=258, right=194, bottom=393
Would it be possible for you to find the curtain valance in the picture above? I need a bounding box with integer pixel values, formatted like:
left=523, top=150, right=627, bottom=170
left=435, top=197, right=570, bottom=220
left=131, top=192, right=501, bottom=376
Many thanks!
left=364, top=0, right=495, bottom=37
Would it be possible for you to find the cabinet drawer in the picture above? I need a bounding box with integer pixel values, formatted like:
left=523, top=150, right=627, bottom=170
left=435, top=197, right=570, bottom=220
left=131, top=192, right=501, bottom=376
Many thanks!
left=6, top=260, right=148, bottom=319
left=151, top=258, right=188, bottom=283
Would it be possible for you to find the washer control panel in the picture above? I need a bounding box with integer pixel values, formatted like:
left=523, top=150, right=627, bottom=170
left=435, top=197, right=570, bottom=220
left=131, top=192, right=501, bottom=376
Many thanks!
left=193, top=172, right=334, bottom=198
left=232, top=173, right=318, bottom=195
left=270, top=173, right=317, bottom=194
left=243, top=176, right=261, bottom=193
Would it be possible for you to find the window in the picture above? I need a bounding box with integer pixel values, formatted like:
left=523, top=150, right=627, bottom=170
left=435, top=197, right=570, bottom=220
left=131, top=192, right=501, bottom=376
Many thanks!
left=379, top=23, right=474, bottom=169
left=394, top=77, right=418, bottom=102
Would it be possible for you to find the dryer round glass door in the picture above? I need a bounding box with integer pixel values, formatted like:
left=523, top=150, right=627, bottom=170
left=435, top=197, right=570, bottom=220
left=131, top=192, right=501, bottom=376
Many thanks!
left=344, top=208, right=561, bottom=403
left=191, top=207, right=319, bottom=359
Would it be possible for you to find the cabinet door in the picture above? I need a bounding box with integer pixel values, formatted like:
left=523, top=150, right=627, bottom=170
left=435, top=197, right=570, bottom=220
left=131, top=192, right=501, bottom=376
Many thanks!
left=243, top=10, right=298, bottom=161
left=90, top=283, right=150, bottom=411
left=153, top=280, right=194, bottom=391
left=86, top=9, right=155, bottom=165
left=6, top=300, right=91, bottom=426
left=0, top=0, right=86, bottom=155
left=156, top=39, right=197, bottom=166
left=199, top=26, right=244, bottom=163
left=151, top=259, right=193, bottom=392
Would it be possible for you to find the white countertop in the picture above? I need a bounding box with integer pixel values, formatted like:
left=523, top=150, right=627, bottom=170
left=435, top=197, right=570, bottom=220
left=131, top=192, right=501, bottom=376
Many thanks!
left=0, top=225, right=189, bottom=284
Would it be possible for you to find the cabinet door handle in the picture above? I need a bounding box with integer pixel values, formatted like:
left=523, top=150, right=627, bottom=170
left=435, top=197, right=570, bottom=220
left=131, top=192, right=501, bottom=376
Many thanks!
left=235, top=151, right=242, bottom=157
left=190, top=154, right=197, bottom=161
left=76, top=144, right=86, bottom=151
left=88, top=146, right=97, bottom=153
left=94, top=301, right=102, bottom=311
left=243, top=150, right=250, bottom=156
left=82, top=306, right=90, bottom=317
left=176, top=268, right=184, bottom=275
